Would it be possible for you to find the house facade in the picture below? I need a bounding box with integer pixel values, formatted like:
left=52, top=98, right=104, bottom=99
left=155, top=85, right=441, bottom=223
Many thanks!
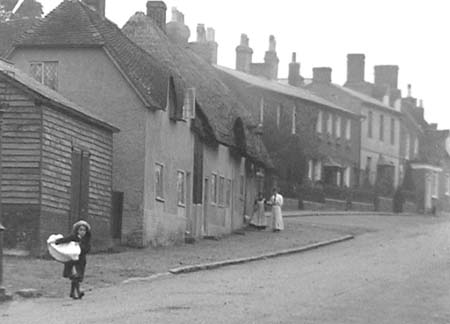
left=122, top=4, right=271, bottom=237
left=305, top=55, right=402, bottom=195
left=0, top=59, right=118, bottom=255
left=8, top=0, right=270, bottom=246
left=217, top=37, right=360, bottom=197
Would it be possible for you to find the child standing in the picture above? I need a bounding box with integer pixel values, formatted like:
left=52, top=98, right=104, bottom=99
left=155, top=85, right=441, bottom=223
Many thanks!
left=55, top=220, right=91, bottom=299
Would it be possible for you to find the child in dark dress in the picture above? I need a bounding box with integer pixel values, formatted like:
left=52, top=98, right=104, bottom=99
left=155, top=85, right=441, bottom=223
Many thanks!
left=55, top=220, right=91, bottom=299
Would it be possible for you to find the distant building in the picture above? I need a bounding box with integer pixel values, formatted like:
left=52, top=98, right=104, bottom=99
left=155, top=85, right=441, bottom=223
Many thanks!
left=0, top=59, right=118, bottom=255
left=217, top=35, right=361, bottom=196
left=305, top=54, right=403, bottom=195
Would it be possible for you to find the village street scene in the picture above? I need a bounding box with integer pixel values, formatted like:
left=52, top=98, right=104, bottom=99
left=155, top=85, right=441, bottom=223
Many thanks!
left=0, top=0, right=449, bottom=323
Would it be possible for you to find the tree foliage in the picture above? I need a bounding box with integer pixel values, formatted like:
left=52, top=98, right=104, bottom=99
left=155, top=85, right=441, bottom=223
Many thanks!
left=0, top=0, right=42, bottom=21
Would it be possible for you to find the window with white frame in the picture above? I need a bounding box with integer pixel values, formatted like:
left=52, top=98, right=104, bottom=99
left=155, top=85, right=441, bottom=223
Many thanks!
left=218, top=176, right=225, bottom=206
left=308, top=160, right=313, bottom=180
left=259, top=97, right=264, bottom=125
left=314, top=160, right=322, bottom=181
left=176, top=170, right=185, bottom=206
left=291, top=106, right=297, bottom=134
left=414, top=137, right=419, bottom=157
left=405, top=133, right=410, bottom=159
left=155, top=163, right=164, bottom=201
left=379, top=114, right=384, bottom=141
left=326, top=113, right=332, bottom=134
left=390, top=118, right=395, bottom=145
left=316, top=111, right=322, bottom=133
left=335, top=116, right=341, bottom=138
left=345, top=119, right=351, bottom=140
left=30, top=61, right=58, bottom=90
left=445, top=173, right=450, bottom=196
left=211, top=173, right=218, bottom=204
left=432, top=171, right=439, bottom=197
left=276, top=104, right=281, bottom=128
left=344, top=167, right=351, bottom=187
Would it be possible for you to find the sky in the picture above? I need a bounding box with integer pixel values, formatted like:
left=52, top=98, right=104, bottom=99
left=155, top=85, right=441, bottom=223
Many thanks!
left=38, top=0, right=450, bottom=129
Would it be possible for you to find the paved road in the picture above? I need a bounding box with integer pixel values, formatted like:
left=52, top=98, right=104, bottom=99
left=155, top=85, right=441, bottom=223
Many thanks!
left=1, top=215, right=449, bottom=324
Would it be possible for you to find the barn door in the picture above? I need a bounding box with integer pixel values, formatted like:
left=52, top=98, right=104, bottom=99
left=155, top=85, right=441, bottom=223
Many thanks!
left=111, top=191, right=123, bottom=239
left=70, top=148, right=90, bottom=228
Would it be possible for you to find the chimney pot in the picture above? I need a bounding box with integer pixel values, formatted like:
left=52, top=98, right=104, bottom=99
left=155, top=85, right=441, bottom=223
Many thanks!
left=407, top=84, right=412, bottom=97
left=83, top=0, right=106, bottom=17
left=147, top=1, right=167, bottom=32
left=313, top=67, right=332, bottom=84
left=236, top=33, right=253, bottom=73
left=292, top=52, right=296, bottom=62
left=346, top=53, right=365, bottom=84
left=288, top=52, right=301, bottom=87
left=268, top=35, right=276, bottom=52
left=196, top=24, right=206, bottom=42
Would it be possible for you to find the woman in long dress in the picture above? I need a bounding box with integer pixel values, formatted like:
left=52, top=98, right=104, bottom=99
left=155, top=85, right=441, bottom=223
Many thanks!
left=269, top=188, right=284, bottom=232
left=250, top=192, right=267, bottom=230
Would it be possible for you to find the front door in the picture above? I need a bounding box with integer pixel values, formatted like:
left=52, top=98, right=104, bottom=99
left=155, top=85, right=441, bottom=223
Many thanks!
left=70, top=148, right=90, bottom=229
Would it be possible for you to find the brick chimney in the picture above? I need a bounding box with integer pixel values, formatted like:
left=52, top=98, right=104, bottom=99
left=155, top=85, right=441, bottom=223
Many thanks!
left=313, top=67, right=332, bottom=84
left=166, top=7, right=190, bottom=43
left=83, top=0, right=105, bottom=17
left=147, top=1, right=167, bottom=32
left=346, top=53, right=365, bottom=83
left=374, top=65, right=399, bottom=90
left=263, top=35, right=279, bottom=79
left=236, top=34, right=253, bottom=73
left=288, top=52, right=303, bottom=87
left=189, top=24, right=218, bottom=64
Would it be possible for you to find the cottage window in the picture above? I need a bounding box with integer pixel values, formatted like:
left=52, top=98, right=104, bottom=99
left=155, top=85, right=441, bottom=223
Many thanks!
left=308, top=160, right=313, bottom=180
left=344, top=167, right=351, bottom=187
left=176, top=170, right=186, bottom=206
left=345, top=119, right=351, bottom=140
left=259, top=97, right=264, bottom=125
left=211, top=173, right=218, bottom=204
left=314, top=160, right=322, bottom=181
left=182, top=87, right=196, bottom=120
left=316, top=111, right=322, bottom=133
left=335, top=116, right=341, bottom=138
left=30, top=61, right=58, bottom=90
left=445, top=174, right=450, bottom=196
left=291, top=106, right=297, bottom=134
left=379, top=114, right=384, bottom=141
left=218, top=176, right=225, bottom=206
left=390, top=118, right=395, bottom=145
left=226, top=179, right=232, bottom=207
left=368, top=111, right=373, bottom=138
left=155, top=163, right=164, bottom=201
left=327, top=113, right=332, bottom=134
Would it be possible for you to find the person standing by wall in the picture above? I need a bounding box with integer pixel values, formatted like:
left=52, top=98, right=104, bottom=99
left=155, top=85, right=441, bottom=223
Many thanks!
left=269, top=188, right=284, bottom=232
left=250, top=192, right=267, bottom=230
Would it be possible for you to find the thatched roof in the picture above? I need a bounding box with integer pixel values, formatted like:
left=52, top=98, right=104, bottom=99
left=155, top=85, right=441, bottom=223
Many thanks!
left=122, top=12, right=272, bottom=168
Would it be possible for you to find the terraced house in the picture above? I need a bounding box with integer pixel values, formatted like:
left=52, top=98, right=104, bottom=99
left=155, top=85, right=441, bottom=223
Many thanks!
left=6, top=0, right=270, bottom=247
left=217, top=35, right=361, bottom=197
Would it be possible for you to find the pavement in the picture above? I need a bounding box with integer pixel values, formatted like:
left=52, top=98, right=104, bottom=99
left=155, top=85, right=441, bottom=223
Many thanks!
left=1, top=210, right=418, bottom=301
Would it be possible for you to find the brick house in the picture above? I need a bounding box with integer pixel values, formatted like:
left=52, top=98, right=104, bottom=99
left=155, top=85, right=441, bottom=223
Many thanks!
left=216, top=35, right=361, bottom=197
left=305, top=55, right=403, bottom=194
left=122, top=4, right=272, bottom=237
left=7, top=0, right=270, bottom=245
left=0, top=59, right=118, bottom=255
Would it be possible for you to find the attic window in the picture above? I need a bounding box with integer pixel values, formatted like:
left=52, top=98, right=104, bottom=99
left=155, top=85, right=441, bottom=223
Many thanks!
left=167, top=77, right=180, bottom=120
left=182, top=88, right=196, bottom=120
left=30, top=61, right=58, bottom=90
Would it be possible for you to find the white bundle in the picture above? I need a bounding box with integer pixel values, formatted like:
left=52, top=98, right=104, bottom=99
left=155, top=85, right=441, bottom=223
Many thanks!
left=47, top=234, right=81, bottom=263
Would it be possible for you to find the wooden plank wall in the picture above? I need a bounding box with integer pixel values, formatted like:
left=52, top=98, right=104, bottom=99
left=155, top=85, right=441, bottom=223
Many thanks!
left=0, top=80, right=42, bottom=205
left=41, top=106, right=114, bottom=221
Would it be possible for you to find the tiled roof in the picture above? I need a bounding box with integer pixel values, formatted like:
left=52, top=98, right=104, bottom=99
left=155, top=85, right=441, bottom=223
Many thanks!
left=0, top=59, right=118, bottom=132
left=122, top=13, right=272, bottom=167
left=13, top=0, right=169, bottom=110
left=0, top=18, right=37, bottom=57
left=216, top=65, right=357, bottom=116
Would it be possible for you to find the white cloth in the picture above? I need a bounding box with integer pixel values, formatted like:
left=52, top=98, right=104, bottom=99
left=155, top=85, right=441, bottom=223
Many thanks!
left=250, top=199, right=267, bottom=227
left=47, top=234, right=81, bottom=263
left=269, top=193, right=284, bottom=230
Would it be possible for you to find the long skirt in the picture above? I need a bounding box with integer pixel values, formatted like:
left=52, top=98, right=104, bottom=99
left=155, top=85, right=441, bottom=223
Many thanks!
left=250, top=202, right=267, bottom=228
left=272, top=206, right=284, bottom=230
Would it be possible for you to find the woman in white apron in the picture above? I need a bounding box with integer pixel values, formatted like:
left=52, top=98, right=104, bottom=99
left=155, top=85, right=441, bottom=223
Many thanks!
left=250, top=192, right=267, bottom=230
left=269, top=188, right=284, bottom=231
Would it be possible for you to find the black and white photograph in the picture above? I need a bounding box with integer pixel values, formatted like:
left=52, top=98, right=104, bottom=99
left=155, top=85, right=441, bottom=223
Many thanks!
left=0, top=0, right=449, bottom=322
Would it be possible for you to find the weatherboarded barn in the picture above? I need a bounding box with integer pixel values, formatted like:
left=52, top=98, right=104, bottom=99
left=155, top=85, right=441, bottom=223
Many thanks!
left=0, top=60, right=118, bottom=255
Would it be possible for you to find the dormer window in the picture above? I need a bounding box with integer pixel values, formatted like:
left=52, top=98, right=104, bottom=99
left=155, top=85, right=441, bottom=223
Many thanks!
left=29, top=61, right=58, bottom=90
left=182, top=88, right=196, bottom=120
